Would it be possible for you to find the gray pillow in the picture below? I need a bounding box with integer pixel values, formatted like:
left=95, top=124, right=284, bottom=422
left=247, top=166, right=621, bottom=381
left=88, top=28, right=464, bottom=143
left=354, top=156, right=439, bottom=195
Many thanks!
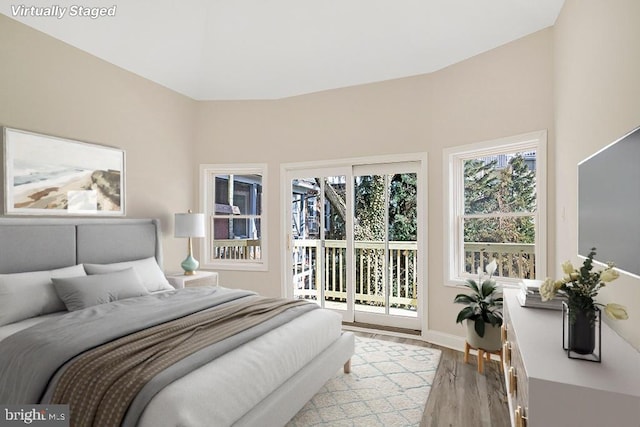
left=0, top=264, right=86, bottom=326
left=83, top=257, right=174, bottom=292
left=52, top=268, right=149, bottom=312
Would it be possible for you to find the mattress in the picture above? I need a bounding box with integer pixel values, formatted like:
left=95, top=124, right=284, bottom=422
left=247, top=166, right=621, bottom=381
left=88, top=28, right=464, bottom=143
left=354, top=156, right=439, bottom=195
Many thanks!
left=138, top=307, right=342, bottom=426
left=0, top=303, right=343, bottom=427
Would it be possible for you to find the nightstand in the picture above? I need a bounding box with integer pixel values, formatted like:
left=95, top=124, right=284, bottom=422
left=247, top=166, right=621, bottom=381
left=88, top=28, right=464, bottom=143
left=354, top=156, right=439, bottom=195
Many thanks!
left=166, top=271, right=219, bottom=289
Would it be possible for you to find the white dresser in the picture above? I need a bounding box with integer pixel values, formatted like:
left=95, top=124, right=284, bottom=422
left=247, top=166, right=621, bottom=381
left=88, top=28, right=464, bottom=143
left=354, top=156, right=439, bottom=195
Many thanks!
left=502, top=289, right=640, bottom=427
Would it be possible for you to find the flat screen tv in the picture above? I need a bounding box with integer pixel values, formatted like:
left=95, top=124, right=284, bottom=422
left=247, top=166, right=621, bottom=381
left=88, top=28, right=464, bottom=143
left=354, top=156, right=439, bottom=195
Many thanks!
left=578, top=126, right=640, bottom=278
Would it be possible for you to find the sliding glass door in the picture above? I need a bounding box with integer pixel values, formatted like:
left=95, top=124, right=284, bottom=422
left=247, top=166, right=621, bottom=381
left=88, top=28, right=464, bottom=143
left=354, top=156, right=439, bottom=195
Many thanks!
left=352, top=163, right=419, bottom=329
left=289, top=168, right=353, bottom=322
left=286, top=160, right=423, bottom=330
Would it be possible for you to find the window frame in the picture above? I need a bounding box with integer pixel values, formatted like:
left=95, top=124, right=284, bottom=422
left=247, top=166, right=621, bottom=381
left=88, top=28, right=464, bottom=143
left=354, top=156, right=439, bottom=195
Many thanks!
left=200, top=163, right=268, bottom=271
left=443, top=131, right=547, bottom=287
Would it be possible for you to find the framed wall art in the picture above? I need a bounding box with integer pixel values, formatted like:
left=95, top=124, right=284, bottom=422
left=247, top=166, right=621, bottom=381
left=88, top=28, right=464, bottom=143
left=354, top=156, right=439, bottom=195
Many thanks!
left=1, top=127, right=125, bottom=216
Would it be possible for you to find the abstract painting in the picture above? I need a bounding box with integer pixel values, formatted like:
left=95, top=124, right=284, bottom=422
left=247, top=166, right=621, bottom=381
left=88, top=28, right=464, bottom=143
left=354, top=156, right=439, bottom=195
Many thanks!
left=2, top=128, right=125, bottom=215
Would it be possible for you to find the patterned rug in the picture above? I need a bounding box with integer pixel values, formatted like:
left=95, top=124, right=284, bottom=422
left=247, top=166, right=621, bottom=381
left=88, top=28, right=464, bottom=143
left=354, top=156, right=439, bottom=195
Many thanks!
left=287, top=336, right=441, bottom=427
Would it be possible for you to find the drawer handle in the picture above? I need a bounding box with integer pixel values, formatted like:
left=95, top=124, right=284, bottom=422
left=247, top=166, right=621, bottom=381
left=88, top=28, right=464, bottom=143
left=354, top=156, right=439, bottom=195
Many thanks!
left=508, top=367, right=517, bottom=396
left=515, top=406, right=528, bottom=427
left=503, top=341, right=512, bottom=366
left=501, top=324, right=507, bottom=342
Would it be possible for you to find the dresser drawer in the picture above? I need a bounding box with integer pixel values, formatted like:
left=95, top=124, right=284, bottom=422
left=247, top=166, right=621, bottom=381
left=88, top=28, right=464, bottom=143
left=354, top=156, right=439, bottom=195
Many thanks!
left=504, top=296, right=529, bottom=426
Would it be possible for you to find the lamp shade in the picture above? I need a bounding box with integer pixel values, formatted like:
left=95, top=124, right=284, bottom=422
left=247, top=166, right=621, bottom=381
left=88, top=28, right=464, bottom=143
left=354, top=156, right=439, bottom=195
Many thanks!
left=174, top=212, right=205, bottom=238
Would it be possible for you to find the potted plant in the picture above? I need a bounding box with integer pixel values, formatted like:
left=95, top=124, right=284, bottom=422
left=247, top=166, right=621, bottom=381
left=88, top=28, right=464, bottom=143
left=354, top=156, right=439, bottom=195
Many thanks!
left=540, top=248, right=628, bottom=355
left=454, top=259, right=503, bottom=351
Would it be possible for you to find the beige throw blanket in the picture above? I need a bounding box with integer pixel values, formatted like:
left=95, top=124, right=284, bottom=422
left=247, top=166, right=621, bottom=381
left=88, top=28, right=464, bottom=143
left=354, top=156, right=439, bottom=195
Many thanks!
left=51, top=296, right=310, bottom=427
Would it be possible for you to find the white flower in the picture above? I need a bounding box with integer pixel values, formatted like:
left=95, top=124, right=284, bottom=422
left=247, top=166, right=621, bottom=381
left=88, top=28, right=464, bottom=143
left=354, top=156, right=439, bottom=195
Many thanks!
left=600, top=268, right=619, bottom=283
left=539, top=278, right=557, bottom=302
left=604, top=303, right=628, bottom=320
left=485, top=259, right=497, bottom=277
left=561, top=260, right=575, bottom=275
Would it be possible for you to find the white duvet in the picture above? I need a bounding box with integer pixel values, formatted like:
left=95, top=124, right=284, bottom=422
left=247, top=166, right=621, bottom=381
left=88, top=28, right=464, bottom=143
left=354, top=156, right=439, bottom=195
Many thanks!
left=0, top=306, right=343, bottom=427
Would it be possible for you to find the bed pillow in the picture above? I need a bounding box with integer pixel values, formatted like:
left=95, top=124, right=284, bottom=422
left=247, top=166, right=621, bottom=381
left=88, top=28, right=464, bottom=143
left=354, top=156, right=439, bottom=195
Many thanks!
left=0, top=264, right=87, bottom=326
left=83, top=257, right=174, bottom=292
left=52, top=268, right=149, bottom=312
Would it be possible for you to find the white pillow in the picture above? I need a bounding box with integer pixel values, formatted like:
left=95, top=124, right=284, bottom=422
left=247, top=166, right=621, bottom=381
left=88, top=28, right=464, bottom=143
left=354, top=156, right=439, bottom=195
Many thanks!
left=83, top=257, right=174, bottom=292
left=0, top=264, right=87, bottom=326
left=52, top=268, right=149, bottom=311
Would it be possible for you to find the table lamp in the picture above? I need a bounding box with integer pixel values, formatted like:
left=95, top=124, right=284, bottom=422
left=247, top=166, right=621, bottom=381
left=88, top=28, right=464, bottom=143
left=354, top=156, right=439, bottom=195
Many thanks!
left=174, top=210, right=205, bottom=275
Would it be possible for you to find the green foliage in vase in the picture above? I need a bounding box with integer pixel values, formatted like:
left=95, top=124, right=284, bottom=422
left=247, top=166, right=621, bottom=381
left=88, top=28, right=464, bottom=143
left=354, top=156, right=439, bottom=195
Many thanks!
left=540, top=248, right=629, bottom=324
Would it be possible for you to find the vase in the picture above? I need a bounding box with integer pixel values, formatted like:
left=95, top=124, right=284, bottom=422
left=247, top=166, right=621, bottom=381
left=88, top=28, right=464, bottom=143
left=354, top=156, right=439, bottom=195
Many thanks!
left=568, top=309, right=596, bottom=355
left=562, top=302, right=601, bottom=362
left=466, top=321, right=502, bottom=352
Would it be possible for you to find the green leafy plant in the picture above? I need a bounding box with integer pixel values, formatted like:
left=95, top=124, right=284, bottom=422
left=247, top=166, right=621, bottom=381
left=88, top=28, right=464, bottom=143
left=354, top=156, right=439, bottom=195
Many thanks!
left=454, top=260, right=503, bottom=337
left=540, top=248, right=628, bottom=323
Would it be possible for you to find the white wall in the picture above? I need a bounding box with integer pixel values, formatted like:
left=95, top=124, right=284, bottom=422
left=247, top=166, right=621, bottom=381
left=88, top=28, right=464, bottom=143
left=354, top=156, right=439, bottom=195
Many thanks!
left=0, top=15, right=197, bottom=268
left=554, top=0, right=640, bottom=350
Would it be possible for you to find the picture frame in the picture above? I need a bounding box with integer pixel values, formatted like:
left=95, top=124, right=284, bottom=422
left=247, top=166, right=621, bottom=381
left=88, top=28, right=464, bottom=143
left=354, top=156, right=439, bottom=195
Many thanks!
left=1, top=127, right=125, bottom=216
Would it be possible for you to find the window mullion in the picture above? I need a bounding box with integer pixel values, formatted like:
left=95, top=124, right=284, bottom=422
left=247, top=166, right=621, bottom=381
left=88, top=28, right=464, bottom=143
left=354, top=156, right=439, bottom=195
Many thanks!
left=462, top=212, right=535, bottom=220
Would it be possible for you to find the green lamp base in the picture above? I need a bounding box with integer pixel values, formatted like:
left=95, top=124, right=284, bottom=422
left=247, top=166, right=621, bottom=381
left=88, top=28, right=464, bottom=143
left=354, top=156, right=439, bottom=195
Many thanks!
left=181, top=254, right=200, bottom=276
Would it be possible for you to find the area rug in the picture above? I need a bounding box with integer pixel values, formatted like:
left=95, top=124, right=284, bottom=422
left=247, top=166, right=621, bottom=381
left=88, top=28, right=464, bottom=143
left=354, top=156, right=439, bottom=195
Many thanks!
left=287, top=336, right=441, bottom=427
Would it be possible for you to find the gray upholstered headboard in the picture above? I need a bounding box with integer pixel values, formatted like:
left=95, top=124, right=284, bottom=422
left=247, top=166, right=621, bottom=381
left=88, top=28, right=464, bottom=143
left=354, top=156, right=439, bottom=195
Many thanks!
left=0, top=218, right=163, bottom=274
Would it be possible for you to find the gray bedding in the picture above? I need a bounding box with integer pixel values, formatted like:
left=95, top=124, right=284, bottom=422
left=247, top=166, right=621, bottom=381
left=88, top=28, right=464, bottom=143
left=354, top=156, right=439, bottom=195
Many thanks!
left=0, top=287, right=317, bottom=426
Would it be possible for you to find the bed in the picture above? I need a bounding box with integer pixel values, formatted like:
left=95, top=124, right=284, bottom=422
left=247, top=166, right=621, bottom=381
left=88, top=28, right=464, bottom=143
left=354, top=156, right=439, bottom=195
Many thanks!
left=0, top=217, right=355, bottom=426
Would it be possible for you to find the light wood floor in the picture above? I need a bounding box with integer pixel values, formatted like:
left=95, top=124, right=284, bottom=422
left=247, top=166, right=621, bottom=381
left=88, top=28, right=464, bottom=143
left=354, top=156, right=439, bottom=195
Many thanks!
left=354, top=331, right=510, bottom=427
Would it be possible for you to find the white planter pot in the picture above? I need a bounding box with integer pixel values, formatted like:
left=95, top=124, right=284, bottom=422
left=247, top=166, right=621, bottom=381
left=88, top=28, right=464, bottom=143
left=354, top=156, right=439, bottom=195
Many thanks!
left=466, top=320, right=502, bottom=351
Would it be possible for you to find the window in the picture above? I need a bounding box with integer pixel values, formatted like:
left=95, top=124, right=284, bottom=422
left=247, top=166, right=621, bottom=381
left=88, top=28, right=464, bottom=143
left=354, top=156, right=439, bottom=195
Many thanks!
left=200, top=164, right=267, bottom=271
left=444, top=131, right=547, bottom=285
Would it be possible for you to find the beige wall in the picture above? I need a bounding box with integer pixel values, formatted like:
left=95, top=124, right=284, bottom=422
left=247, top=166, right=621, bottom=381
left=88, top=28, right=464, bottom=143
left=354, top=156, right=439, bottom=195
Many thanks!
left=0, top=15, right=197, bottom=268
left=195, top=28, right=555, bottom=340
left=554, top=0, right=640, bottom=349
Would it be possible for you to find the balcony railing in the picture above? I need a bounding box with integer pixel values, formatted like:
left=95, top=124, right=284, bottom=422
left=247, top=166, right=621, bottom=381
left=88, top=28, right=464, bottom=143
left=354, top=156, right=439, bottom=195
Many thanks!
left=292, top=239, right=418, bottom=310
left=210, top=239, right=535, bottom=312
left=289, top=240, right=536, bottom=313
left=464, top=242, right=535, bottom=279
left=213, top=239, right=261, bottom=260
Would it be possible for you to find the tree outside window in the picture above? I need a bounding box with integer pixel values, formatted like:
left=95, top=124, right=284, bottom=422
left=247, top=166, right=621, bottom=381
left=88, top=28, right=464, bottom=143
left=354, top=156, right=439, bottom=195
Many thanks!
left=463, top=152, right=537, bottom=278
left=444, top=131, right=547, bottom=285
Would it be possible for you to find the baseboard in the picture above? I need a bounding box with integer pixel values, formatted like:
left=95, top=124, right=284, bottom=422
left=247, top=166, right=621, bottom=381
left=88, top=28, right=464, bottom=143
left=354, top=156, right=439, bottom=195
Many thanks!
left=421, top=329, right=466, bottom=352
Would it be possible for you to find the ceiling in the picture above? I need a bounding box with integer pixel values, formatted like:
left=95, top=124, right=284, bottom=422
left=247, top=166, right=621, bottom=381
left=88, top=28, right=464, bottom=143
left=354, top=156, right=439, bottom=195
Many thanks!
left=1, top=0, right=565, bottom=100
